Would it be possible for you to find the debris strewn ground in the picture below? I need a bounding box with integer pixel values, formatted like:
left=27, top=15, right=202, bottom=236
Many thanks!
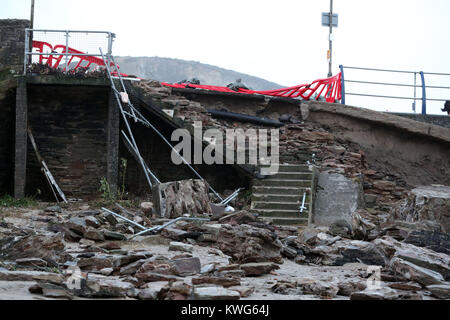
left=0, top=194, right=448, bottom=300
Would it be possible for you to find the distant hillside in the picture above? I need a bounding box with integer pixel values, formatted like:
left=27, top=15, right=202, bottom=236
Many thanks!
left=114, top=56, right=283, bottom=91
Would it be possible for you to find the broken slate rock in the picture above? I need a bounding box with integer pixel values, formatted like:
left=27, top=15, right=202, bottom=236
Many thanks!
left=161, top=227, right=189, bottom=241
left=217, top=270, right=245, bottom=278
left=280, top=245, right=297, bottom=259
left=390, top=257, right=444, bottom=286
left=216, top=224, right=283, bottom=264
left=169, top=241, right=194, bottom=253
left=15, top=258, right=48, bottom=268
left=85, top=274, right=135, bottom=298
left=297, top=278, right=339, bottom=298
left=172, top=257, right=201, bottom=276
left=0, top=270, right=64, bottom=284
left=136, top=272, right=180, bottom=283
left=140, top=202, right=154, bottom=215
left=119, top=258, right=151, bottom=275
left=388, top=282, right=422, bottom=292
left=0, top=234, right=66, bottom=263
left=45, top=206, right=62, bottom=213
left=103, top=229, right=127, bottom=241
left=200, top=263, right=216, bottom=274
left=84, top=216, right=101, bottom=228
left=192, top=286, right=240, bottom=300
left=373, top=236, right=450, bottom=279
left=240, top=262, right=280, bottom=276
left=426, top=284, right=450, bottom=299
left=40, top=283, right=72, bottom=299
left=350, top=287, right=402, bottom=300
left=77, top=210, right=100, bottom=216
left=228, top=286, right=255, bottom=298
left=191, top=276, right=241, bottom=288
left=218, top=211, right=257, bottom=225
left=77, top=256, right=113, bottom=271
left=138, top=281, right=168, bottom=300
left=337, top=280, right=367, bottom=297
left=83, top=227, right=105, bottom=242
left=112, top=253, right=151, bottom=269
left=66, top=217, right=87, bottom=235
left=404, top=229, right=450, bottom=255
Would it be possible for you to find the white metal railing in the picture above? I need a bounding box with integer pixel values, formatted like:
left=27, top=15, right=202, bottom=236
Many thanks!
left=24, top=29, right=115, bottom=75
left=339, top=65, right=450, bottom=115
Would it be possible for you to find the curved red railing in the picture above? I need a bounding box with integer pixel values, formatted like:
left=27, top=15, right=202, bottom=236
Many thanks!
left=32, top=40, right=341, bottom=102
left=162, top=72, right=342, bottom=102
left=31, top=40, right=126, bottom=76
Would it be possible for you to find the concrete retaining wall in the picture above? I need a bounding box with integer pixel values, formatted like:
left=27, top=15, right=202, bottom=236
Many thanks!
left=390, top=113, right=450, bottom=130
left=305, top=102, right=450, bottom=188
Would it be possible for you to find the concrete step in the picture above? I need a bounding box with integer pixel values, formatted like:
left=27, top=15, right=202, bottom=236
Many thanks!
left=265, top=172, right=313, bottom=180
left=252, top=201, right=305, bottom=211
left=251, top=186, right=310, bottom=196
left=260, top=217, right=309, bottom=226
left=252, top=193, right=310, bottom=203
left=253, top=179, right=311, bottom=188
left=250, top=208, right=309, bottom=219
left=260, top=164, right=311, bottom=173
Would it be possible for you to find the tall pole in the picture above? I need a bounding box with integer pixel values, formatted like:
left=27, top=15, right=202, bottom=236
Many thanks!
left=328, top=0, right=333, bottom=77
left=28, top=0, right=35, bottom=65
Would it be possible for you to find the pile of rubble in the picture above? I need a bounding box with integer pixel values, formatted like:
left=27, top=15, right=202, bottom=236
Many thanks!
left=0, top=196, right=448, bottom=300
left=26, top=63, right=110, bottom=79
left=132, top=79, right=409, bottom=208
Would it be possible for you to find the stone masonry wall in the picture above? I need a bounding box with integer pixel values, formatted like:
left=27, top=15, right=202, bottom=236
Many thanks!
left=26, top=85, right=110, bottom=199
left=0, top=19, right=30, bottom=74
left=0, top=84, right=15, bottom=195
left=121, top=114, right=249, bottom=197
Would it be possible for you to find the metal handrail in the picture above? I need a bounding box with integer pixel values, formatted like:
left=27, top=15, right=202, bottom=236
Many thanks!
left=24, top=29, right=114, bottom=74
left=339, top=65, right=450, bottom=114
left=345, top=80, right=450, bottom=90
left=342, top=66, right=417, bottom=74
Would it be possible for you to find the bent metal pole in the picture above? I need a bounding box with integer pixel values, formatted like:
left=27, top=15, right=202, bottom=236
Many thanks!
left=100, top=48, right=155, bottom=190
left=108, top=55, right=224, bottom=202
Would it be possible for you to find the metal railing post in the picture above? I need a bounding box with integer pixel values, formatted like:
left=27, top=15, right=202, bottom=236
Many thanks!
left=107, top=32, right=114, bottom=62
left=413, top=72, right=417, bottom=113
left=339, top=64, right=345, bottom=104
left=419, top=71, right=426, bottom=115
left=24, top=29, right=29, bottom=75
left=65, top=30, right=69, bottom=72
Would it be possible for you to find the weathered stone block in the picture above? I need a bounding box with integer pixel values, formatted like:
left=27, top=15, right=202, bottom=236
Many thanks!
left=313, top=170, right=365, bottom=227
left=152, top=179, right=211, bottom=218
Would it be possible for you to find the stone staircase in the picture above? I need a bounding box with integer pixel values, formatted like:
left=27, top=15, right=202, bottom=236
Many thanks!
left=250, top=164, right=314, bottom=226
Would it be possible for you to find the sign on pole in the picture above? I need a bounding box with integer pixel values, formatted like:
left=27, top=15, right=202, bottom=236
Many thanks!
left=322, top=13, right=338, bottom=27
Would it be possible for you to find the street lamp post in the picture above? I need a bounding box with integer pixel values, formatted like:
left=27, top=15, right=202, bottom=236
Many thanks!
left=328, top=0, right=333, bottom=77
left=29, top=0, right=35, bottom=65
left=322, top=0, right=338, bottom=78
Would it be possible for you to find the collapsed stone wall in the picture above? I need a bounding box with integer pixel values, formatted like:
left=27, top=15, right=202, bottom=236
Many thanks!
left=0, top=19, right=29, bottom=74
left=171, top=87, right=300, bottom=120
left=120, top=103, right=250, bottom=197
left=26, top=85, right=111, bottom=199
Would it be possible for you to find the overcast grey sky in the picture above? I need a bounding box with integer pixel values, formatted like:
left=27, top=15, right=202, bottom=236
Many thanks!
left=2, top=0, right=450, bottom=114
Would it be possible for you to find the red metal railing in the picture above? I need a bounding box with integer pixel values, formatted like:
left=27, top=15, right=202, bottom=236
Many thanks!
left=31, top=40, right=125, bottom=76
left=32, top=40, right=341, bottom=102
left=162, top=72, right=342, bottom=102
